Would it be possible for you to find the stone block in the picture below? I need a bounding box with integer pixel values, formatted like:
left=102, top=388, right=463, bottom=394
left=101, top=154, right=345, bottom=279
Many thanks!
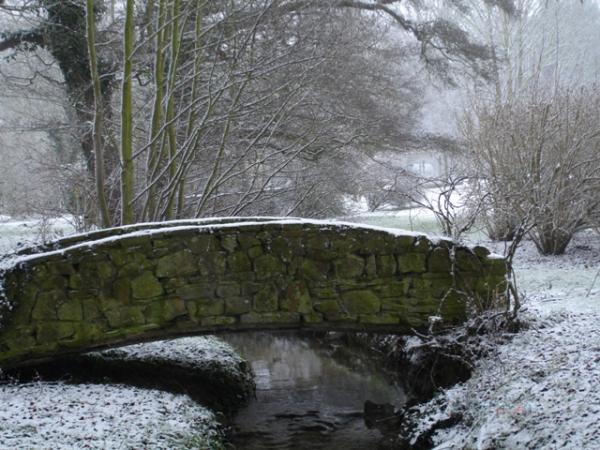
left=156, top=250, right=197, bottom=278
left=341, top=290, right=381, bottom=315
left=131, top=272, right=163, bottom=299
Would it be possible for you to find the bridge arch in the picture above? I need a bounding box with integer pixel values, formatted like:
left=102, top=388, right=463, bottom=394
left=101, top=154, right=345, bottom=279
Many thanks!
left=0, top=218, right=506, bottom=369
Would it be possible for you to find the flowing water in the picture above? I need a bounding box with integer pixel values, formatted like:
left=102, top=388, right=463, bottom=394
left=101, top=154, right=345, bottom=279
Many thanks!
left=224, top=332, right=405, bottom=450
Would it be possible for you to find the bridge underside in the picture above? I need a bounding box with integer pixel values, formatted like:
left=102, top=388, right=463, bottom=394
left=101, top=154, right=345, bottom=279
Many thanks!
left=0, top=219, right=507, bottom=369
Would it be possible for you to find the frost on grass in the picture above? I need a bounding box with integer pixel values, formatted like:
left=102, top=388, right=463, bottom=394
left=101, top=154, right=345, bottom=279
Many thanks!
left=407, top=232, right=600, bottom=450
left=0, top=382, right=223, bottom=450
left=95, top=336, right=252, bottom=383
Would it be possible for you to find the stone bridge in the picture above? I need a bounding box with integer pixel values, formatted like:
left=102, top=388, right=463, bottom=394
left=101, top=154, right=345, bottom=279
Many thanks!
left=0, top=218, right=507, bottom=369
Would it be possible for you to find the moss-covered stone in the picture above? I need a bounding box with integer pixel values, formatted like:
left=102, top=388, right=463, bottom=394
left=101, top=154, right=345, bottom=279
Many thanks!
left=156, top=250, right=196, bottom=278
left=454, top=249, right=482, bottom=272
left=201, top=316, right=236, bottom=327
left=36, top=321, right=76, bottom=343
left=188, top=234, right=220, bottom=253
left=32, top=291, right=61, bottom=321
left=376, top=255, right=396, bottom=277
left=397, top=253, right=427, bottom=273
left=197, top=252, right=227, bottom=276
left=81, top=298, right=103, bottom=321
left=57, top=299, right=83, bottom=321
left=359, top=313, right=399, bottom=324
left=365, top=255, right=376, bottom=277
left=314, top=299, right=341, bottom=314
left=253, top=284, right=279, bottom=312
left=240, top=311, right=300, bottom=325
left=216, top=283, right=241, bottom=298
left=280, top=281, right=313, bottom=314
left=0, top=221, right=508, bottom=369
left=254, top=255, right=284, bottom=280
left=162, top=298, right=188, bottom=321
left=113, top=277, right=131, bottom=303
left=427, top=247, right=451, bottom=272
left=189, top=298, right=225, bottom=317
left=131, top=272, right=163, bottom=299
left=376, top=280, right=411, bottom=298
left=97, top=261, right=115, bottom=280
left=341, top=290, right=381, bottom=315
left=238, top=235, right=261, bottom=249
left=104, top=306, right=146, bottom=328
left=176, top=283, right=214, bottom=301
left=302, top=312, right=324, bottom=323
left=221, top=235, right=238, bottom=252
left=334, top=255, right=365, bottom=279
left=299, top=259, right=329, bottom=281
left=247, top=246, right=263, bottom=259
left=227, top=252, right=251, bottom=272
left=225, top=297, right=251, bottom=314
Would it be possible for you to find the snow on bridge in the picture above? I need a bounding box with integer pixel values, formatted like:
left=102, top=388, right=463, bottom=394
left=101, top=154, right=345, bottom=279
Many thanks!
left=0, top=218, right=507, bottom=369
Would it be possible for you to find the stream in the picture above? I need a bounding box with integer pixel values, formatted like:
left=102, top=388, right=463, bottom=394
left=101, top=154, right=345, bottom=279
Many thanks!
left=224, top=332, right=406, bottom=450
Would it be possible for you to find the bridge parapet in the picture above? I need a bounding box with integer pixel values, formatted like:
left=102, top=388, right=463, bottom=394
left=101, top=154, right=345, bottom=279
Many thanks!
left=0, top=219, right=507, bottom=369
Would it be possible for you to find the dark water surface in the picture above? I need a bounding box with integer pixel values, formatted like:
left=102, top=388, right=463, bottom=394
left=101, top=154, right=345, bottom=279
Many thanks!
left=224, top=332, right=405, bottom=450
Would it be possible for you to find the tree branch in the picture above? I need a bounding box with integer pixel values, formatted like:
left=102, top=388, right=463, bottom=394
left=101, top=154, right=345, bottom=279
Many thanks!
left=0, top=29, right=44, bottom=53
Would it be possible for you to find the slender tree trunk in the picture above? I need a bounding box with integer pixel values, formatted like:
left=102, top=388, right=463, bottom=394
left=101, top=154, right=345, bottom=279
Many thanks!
left=85, top=0, right=111, bottom=228
left=120, top=0, right=136, bottom=225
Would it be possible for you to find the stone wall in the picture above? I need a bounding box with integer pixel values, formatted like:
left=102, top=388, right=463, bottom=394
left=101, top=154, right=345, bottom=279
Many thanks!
left=0, top=219, right=507, bottom=369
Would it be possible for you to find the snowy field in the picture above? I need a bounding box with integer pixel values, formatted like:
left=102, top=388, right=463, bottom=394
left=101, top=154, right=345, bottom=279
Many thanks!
left=0, top=216, right=76, bottom=253
left=0, top=382, right=222, bottom=449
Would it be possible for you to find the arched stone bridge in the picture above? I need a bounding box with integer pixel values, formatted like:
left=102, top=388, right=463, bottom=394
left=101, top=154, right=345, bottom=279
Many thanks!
left=0, top=218, right=507, bottom=369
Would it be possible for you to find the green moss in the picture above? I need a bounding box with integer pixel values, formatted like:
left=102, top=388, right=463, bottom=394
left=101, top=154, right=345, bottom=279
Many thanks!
left=156, top=250, right=197, bottom=278
left=225, top=297, right=251, bottom=314
left=333, top=255, right=365, bottom=279
left=56, top=300, right=83, bottom=321
left=216, top=283, right=241, bottom=298
left=238, top=235, right=261, bottom=249
left=97, top=261, right=115, bottom=280
left=32, top=291, right=61, bottom=321
left=131, top=272, right=163, bottom=299
left=314, top=299, right=341, bottom=314
left=280, top=281, right=313, bottom=314
left=427, top=247, right=451, bottom=272
left=162, top=298, right=188, bottom=321
left=341, top=290, right=381, bottom=315
left=221, top=235, right=238, bottom=252
left=299, top=259, right=329, bottom=281
left=253, top=285, right=279, bottom=312
left=254, top=255, right=284, bottom=280
left=113, top=277, right=131, bottom=302
left=227, top=252, right=251, bottom=272
left=302, top=312, right=324, bottom=323
left=197, top=252, right=227, bottom=276
left=397, top=253, right=427, bottom=273
left=176, top=283, right=215, bottom=301
left=376, top=255, right=396, bottom=276
left=364, top=255, right=376, bottom=277
left=188, top=234, right=220, bottom=253
left=201, top=316, right=236, bottom=327
left=454, top=249, right=482, bottom=272
left=192, top=298, right=225, bottom=317
left=240, top=311, right=300, bottom=325
left=358, top=313, right=399, bottom=324
left=82, top=298, right=103, bottom=321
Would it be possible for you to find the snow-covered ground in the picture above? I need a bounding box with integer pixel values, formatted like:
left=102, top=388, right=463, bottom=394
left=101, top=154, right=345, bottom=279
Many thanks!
left=424, top=231, right=600, bottom=449
left=0, top=382, right=223, bottom=450
left=0, top=215, right=76, bottom=253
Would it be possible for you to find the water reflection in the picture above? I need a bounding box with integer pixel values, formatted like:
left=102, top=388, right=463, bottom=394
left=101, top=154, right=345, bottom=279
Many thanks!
left=224, top=332, right=405, bottom=450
